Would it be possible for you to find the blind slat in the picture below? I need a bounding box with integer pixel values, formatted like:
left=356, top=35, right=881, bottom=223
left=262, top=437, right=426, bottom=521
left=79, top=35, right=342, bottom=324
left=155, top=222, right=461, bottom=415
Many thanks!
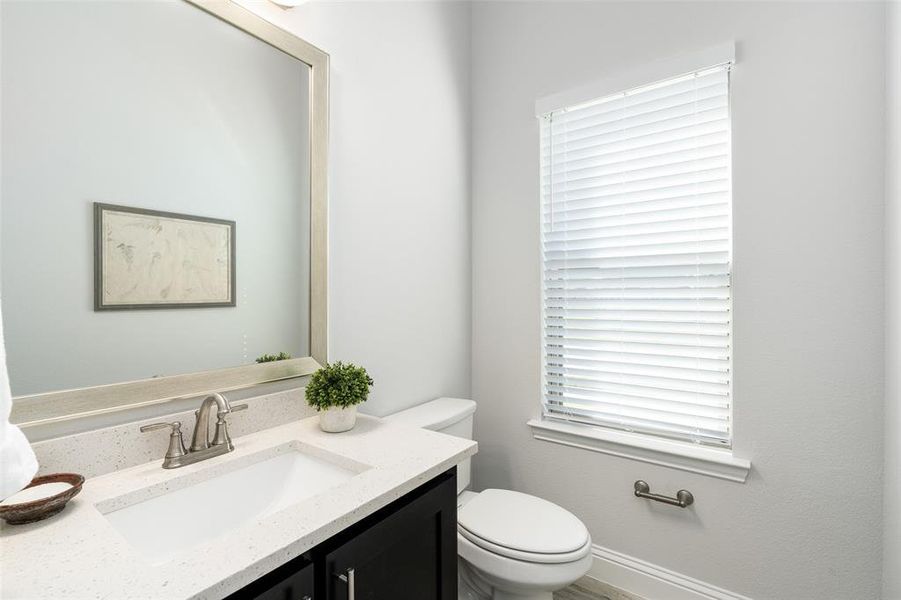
left=546, top=381, right=729, bottom=408
left=545, top=105, right=729, bottom=158
left=547, top=400, right=729, bottom=429
left=546, top=275, right=731, bottom=291
left=546, top=368, right=729, bottom=394
left=546, top=339, right=730, bottom=360
left=545, top=263, right=731, bottom=279
left=541, top=63, right=733, bottom=448
left=547, top=357, right=730, bottom=383
left=544, top=136, right=728, bottom=180
left=543, top=118, right=730, bottom=166
left=546, top=401, right=730, bottom=434
left=544, top=205, right=730, bottom=237
left=543, top=191, right=730, bottom=221
left=546, top=319, right=730, bottom=336
left=544, top=215, right=730, bottom=244
left=550, top=68, right=728, bottom=127
left=549, top=348, right=730, bottom=373
left=544, top=250, right=730, bottom=270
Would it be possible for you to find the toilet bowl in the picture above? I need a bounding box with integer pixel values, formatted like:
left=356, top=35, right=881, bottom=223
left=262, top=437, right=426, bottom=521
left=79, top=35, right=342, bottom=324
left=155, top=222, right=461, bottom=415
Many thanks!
left=385, top=398, right=592, bottom=600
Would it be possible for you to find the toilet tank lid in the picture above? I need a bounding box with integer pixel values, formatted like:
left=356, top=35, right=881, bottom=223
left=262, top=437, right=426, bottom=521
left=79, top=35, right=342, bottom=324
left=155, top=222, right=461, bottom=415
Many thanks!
left=385, top=397, right=476, bottom=431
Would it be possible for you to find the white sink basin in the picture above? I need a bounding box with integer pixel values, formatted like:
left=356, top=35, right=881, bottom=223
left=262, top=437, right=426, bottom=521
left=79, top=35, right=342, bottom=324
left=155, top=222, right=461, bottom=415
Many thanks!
left=101, top=447, right=364, bottom=564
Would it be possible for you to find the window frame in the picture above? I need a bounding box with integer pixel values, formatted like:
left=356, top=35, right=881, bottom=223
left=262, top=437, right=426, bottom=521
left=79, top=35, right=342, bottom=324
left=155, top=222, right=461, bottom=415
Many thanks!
left=529, top=43, right=750, bottom=482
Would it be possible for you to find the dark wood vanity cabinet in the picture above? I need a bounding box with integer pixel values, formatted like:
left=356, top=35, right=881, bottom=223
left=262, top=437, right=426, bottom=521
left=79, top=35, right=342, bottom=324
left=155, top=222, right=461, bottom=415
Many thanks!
left=228, top=468, right=457, bottom=600
left=323, top=469, right=457, bottom=600
left=234, top=560, right=315, bottom=600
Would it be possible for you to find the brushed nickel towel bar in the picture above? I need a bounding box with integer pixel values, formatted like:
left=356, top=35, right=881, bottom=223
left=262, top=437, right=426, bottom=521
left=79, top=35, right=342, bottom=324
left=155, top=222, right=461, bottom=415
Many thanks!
left=633, top=480, right=694, bottom=508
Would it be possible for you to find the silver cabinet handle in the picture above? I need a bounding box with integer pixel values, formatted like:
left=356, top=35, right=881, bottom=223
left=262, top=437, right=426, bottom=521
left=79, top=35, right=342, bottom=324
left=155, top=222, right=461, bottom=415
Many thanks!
left=634, top=480, right=694, bottom=508
left=337, top=567, right=355, bottom=600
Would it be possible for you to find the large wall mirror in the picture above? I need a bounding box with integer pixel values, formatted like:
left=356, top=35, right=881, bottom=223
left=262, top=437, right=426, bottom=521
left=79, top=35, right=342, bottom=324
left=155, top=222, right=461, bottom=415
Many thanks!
left=1, top=0, right=328, bottom=430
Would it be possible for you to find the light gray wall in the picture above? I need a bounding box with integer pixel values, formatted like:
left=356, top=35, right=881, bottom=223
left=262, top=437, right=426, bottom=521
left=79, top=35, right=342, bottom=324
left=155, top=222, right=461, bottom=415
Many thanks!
left=885, top=2, right=900, bottom=598
left=1, top=0, right=310, bottom=396
left=238, top=0, right=473, bottom=417
left=470, top=3, right=885, bottom=599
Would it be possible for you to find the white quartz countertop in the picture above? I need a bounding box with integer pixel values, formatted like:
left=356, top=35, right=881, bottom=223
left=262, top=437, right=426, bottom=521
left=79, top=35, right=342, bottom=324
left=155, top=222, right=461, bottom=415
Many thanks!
left=0, top=415, right=477, bottom=599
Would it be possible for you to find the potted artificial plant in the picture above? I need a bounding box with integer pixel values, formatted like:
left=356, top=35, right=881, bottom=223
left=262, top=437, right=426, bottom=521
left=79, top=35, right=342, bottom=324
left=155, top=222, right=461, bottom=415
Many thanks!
left=305, top=361, right=374, bottom=433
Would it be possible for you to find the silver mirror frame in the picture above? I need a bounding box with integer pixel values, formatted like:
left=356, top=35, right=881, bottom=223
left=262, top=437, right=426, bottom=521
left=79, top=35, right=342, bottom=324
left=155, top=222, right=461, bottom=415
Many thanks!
left=10, top=0, right=329, bottom=431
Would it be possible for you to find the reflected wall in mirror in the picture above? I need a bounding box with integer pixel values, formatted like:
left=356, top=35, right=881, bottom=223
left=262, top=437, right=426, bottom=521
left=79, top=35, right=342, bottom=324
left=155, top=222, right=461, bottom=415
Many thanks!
left=0, top=0, right=328, bottom=425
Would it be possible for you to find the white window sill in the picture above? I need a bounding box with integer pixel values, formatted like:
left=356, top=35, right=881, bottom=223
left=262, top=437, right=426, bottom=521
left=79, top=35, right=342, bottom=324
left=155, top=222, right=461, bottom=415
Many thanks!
left=527, top=419, right=751, bottom=483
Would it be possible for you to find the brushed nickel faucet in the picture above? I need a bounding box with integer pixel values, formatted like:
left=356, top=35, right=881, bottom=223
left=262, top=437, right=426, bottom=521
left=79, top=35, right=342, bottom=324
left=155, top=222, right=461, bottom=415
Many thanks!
left=141, top=393, right=248, bottom=469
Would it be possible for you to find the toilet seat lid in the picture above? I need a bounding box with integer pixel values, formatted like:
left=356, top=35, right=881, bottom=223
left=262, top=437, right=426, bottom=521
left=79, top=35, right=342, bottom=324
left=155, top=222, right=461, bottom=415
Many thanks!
left=457, top=489, right=589, bottom=557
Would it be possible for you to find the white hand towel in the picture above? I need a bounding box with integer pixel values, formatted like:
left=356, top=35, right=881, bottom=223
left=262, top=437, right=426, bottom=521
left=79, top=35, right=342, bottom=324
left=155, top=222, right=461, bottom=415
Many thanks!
left=0, top=300, right=38, bottom=500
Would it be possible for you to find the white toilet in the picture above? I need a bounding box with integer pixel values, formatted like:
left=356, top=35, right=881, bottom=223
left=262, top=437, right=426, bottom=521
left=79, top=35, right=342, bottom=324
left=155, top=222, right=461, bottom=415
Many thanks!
left=385, top=398, right=593, bottom=600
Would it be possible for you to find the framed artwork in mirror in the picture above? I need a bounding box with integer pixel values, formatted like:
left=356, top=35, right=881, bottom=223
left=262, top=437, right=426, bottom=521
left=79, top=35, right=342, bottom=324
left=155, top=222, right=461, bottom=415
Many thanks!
left=94, top=202, right=236, bottom=310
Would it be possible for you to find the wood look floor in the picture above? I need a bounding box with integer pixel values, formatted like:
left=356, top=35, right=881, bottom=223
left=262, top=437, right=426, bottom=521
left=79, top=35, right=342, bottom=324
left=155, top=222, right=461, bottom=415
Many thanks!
left=554, top=577, right=645, bottom=600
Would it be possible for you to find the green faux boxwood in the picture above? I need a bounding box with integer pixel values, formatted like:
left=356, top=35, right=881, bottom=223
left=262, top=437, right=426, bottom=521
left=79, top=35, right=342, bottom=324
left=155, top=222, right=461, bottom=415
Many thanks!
left=256, top=352, right=292, bottom=363
left=305, top=361, right=374, bottom=410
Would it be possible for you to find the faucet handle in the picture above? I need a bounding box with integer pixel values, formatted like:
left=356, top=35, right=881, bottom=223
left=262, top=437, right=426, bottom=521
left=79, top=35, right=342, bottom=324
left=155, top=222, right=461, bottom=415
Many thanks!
left=211, top=402, right=247, bottom=419
left=141, top=421, right=180, bottom=433
left=140, top=421, right=187, bottom=466
left=212, top=404, right=247, bottom=450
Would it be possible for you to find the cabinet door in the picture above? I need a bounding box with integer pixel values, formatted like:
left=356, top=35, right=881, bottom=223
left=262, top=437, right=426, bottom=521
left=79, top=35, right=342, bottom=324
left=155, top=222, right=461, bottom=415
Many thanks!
left=324, top=473, right=457, bottom=600
left=228, top=557, right=315, bottom=600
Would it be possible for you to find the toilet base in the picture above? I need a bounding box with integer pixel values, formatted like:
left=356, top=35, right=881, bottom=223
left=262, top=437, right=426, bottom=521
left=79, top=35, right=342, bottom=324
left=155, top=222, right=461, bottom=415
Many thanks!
left=458, top=555, right=574, bottom=600
left=459, top=558, right=491, bottom=600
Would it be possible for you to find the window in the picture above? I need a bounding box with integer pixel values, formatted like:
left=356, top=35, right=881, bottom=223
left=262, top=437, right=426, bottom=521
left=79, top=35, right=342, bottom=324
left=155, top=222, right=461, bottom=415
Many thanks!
left=539, top=63, right=733, bottom=449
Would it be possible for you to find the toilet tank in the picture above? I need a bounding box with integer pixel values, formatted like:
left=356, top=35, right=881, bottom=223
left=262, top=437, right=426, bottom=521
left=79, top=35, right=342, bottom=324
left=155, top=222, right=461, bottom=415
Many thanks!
left=384, top=398, right=476, bottom=493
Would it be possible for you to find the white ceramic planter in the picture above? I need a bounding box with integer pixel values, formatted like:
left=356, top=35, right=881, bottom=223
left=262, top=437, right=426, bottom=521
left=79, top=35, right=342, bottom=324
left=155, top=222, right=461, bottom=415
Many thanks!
left=319, top=405, right=357, bottom=433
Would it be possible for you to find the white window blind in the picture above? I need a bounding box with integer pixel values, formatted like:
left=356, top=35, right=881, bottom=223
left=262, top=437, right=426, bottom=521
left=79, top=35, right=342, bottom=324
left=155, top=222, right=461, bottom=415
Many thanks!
left=539, top=63, right=733, bottom=448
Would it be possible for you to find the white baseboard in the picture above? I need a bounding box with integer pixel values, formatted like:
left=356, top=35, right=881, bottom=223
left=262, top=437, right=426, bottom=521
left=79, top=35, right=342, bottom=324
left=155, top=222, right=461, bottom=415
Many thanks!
left=587, top=544, right=753, bottom=600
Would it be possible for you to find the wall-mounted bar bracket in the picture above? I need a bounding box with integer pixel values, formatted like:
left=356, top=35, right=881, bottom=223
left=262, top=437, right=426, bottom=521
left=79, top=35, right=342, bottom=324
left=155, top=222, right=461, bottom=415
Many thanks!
left=633, top=480, right=694, bottom=508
